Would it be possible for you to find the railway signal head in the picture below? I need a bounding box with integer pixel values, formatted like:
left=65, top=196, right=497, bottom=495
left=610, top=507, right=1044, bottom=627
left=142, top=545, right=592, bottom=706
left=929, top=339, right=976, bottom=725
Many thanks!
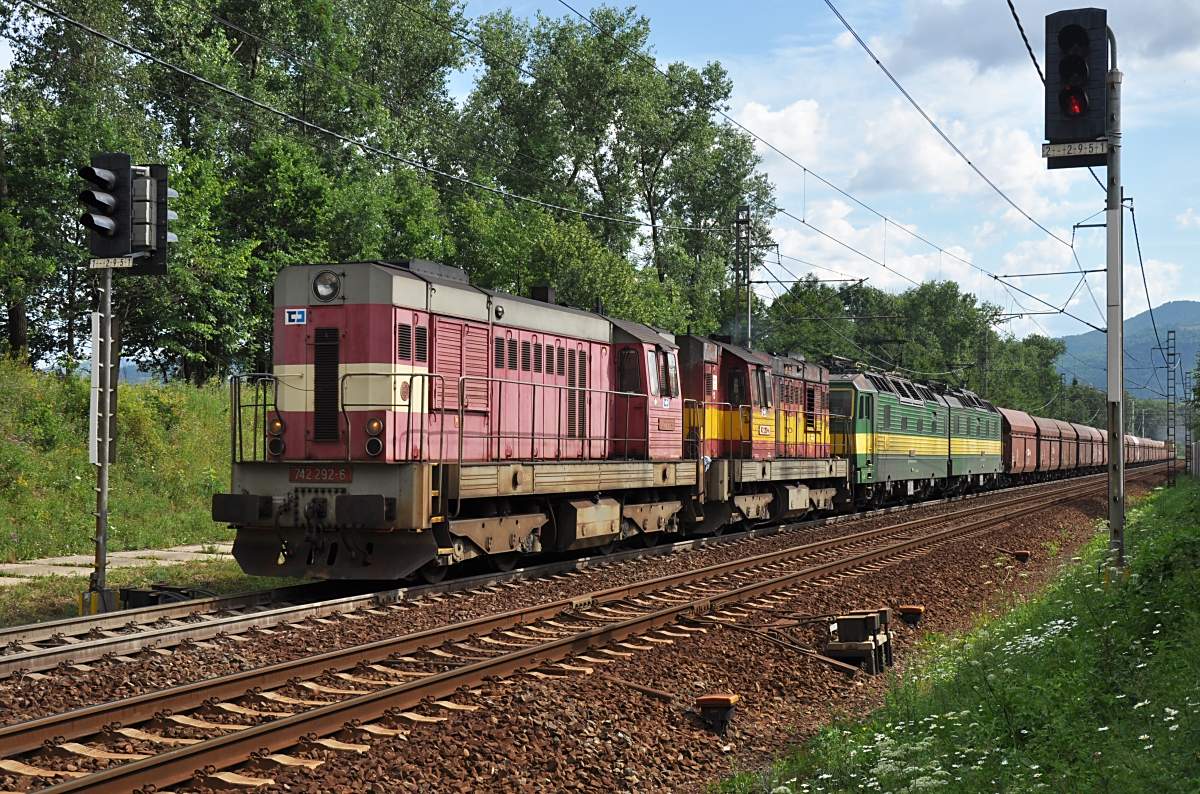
left=126, top=164, right=176, bottom=276
left=1045, top=8, right=1108, bottom=145
left=77, top=152, right=132, bottom=258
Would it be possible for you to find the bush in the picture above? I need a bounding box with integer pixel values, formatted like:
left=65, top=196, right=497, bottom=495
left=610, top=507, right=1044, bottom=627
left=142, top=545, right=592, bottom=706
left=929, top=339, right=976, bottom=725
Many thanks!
left=0, top=359, right=233, bottom=560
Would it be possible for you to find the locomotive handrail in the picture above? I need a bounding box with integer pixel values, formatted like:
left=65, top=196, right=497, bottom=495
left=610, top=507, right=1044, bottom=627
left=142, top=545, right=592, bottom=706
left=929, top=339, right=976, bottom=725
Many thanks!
left=228, top=372, right=284, bottom=466
left=453, top=376, right=650, bottom=460
left=337, top=370, right=449, bottom=522
left=451, top=376, right=658, bottom=518
left=338, top=371, right=447, bottom=467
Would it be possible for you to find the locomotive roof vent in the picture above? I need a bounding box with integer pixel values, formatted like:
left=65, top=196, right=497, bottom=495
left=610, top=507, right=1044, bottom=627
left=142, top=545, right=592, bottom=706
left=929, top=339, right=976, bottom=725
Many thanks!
left=531, top=284, right=556, bottom=305
left=395, top=258, right=471, bottom=285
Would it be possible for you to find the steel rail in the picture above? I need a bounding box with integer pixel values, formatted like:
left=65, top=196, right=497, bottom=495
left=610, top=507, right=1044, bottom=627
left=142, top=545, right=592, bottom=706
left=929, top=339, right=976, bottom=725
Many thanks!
left=39, top=470, right=1140, bottom=794
left=0, top=581, right=337, bottom=647
left=1, top=462, right=1128, bottom=650
left=0, top=469, right=1113, bottom=677
left=3, top=468, right=1157, bottom=767
left=0, top=494, right=1000, bottom=756
left=0, top=484, right=960, bottom=652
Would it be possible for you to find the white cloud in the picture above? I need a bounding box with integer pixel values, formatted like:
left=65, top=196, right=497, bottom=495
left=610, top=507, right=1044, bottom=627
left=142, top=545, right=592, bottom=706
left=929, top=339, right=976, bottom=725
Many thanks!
left=1125, top=258, right=1191, bottom=320
left=1176, top=208, right=1200, bottom=228
left=734, top=99, right=825, bottom=194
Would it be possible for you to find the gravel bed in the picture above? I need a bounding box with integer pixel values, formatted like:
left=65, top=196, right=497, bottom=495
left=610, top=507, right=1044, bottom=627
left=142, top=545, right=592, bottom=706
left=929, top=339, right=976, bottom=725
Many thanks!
left=159, top=476, right=1161, bottom=794
left=0, top=479, right=1119, bottom=727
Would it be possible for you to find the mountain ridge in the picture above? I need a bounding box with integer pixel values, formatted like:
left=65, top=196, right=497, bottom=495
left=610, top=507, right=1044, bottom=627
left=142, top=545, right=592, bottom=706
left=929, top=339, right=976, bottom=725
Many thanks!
left=1055, top=300, right=1200, bottom=399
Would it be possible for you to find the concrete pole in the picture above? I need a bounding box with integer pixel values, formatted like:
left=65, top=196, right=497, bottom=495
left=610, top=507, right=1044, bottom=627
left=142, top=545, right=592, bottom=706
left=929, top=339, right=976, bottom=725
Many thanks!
left=92, top=264, right=112, bottom=607
left=1104, top=29, right=1125, bottom=568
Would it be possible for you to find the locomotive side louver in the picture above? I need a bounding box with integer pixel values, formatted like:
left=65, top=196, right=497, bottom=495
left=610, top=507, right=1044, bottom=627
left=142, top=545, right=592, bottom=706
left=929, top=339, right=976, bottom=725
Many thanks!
left=397, top=323, right=412, bottom=360
left=314, top=327, right=340, bottom=442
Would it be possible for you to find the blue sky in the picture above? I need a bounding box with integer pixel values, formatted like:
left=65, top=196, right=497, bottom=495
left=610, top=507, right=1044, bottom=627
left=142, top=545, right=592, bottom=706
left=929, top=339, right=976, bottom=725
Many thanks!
left=461, top=0, right=1200, bottom=343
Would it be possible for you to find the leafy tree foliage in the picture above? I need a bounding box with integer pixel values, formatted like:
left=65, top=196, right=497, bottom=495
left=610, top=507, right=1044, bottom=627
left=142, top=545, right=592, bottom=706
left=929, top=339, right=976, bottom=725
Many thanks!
left=0, top=0, right=1096, bottom=428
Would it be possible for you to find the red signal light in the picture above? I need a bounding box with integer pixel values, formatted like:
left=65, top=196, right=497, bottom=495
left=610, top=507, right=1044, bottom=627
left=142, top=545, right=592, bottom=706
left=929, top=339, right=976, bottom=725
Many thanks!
left=1058, top=87, right=1088, bottom=117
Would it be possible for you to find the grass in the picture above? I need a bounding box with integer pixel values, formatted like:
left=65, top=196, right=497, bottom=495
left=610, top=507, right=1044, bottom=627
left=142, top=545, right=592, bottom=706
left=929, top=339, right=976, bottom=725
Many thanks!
left=0, top=559, right=308, bottom=628
left=0, top=359, right=232, bottom=562
left=718, top=479, right=1200, bottom=794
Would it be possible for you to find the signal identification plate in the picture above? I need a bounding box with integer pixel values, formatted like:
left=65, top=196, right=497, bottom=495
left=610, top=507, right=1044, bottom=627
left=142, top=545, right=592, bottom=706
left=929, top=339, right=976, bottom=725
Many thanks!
left=1042, top=141, right=1109, bottom=158
left=89, top=257, right=135, bottom=269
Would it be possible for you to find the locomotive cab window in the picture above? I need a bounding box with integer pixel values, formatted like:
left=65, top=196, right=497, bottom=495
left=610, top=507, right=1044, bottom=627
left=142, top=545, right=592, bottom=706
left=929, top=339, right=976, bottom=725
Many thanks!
left=666, top=352, right=681, bottom=398
left=618, top=348, right=641, bottom=393
left=645, top=350, right=660, bottom=396
left=805, top=386, right=816, bottom=430
left=829, top=389, right=851, bottom=419
left=729, top=370, right=747, bottom=408
left=755, top=368, right=772, bottom=407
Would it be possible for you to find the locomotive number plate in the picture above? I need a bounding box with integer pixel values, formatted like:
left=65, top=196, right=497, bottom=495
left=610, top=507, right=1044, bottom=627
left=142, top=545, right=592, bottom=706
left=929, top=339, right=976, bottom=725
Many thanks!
left=289, top=465, right=353, bottom=483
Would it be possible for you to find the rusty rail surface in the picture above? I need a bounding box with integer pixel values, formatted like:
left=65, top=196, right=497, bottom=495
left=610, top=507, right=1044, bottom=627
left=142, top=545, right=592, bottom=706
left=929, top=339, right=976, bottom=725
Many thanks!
left=0, top=468, right=1140, bottom=756
left=0, top=466, right=1140, bottom=679
left=9, top=467, right=1163, bottom=792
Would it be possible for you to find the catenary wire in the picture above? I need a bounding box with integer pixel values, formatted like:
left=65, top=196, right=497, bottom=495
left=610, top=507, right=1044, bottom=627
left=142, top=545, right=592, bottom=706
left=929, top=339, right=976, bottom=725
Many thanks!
left=555, top=1, right=997, bottom=288
left=1004, top=0, right=1107, bottom=193
left=561, top=0, right=1114, bottom=337
left=824, top=0, right=1072, bottom=247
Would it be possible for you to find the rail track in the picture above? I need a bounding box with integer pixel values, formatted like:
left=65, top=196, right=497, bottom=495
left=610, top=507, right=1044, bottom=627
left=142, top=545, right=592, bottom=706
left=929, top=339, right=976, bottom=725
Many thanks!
left=0, top=466, right=1160, bottom=793
left=0, top=469, right=1140, bottom=679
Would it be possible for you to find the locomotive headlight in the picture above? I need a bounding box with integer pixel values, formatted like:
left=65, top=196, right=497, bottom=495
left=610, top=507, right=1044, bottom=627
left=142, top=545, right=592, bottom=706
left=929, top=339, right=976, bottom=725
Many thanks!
left=267, top=436, right=285, bottom=457
left=313, top=270, right=341, bottom=302
left=365, top=417, right=384, bottom=437
left=365, top=436, right=384, bottom=457
left=268, top=416, right=285, bottom=436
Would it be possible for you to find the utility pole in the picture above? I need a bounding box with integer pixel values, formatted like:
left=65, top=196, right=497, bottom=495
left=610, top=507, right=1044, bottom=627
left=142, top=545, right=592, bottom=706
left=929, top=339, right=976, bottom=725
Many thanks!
left=1103, top=30, right=1125, bottom=567
left=735, top=204, right=751, bottom=348
left=1184, top=367, right=1193, bottom=476
left=1166, top=329, right=1176, bottom=485
left=1043, top=9, right=1122, bottom=564
left=1185, top=355, right=1195, bottom=479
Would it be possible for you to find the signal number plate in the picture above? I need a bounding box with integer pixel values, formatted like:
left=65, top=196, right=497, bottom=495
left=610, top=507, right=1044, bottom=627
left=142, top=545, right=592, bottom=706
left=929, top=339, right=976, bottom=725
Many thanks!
left=1041, top=141, right=1108, bottom=158
left=289, top=465, right=353, bottom=483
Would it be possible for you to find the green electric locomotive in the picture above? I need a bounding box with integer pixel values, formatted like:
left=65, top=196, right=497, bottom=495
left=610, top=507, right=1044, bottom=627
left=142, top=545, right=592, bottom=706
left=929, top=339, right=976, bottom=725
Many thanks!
left=828, top=362, right=1001, bottom=506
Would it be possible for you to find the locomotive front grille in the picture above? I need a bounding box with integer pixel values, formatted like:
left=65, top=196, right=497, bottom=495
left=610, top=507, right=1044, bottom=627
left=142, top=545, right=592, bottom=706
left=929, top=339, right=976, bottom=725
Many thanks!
left=314, top=327, right=340, bottom=441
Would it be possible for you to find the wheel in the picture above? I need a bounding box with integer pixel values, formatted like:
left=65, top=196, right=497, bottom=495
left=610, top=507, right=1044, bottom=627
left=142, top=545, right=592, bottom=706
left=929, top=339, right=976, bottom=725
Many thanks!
left=592, top=537, right=618, bottom=555
left=486, top=552, right=520, bottom=573
left=418, top=562, right=448, bottom=584
left=632, top=531, right=659, bottom=548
